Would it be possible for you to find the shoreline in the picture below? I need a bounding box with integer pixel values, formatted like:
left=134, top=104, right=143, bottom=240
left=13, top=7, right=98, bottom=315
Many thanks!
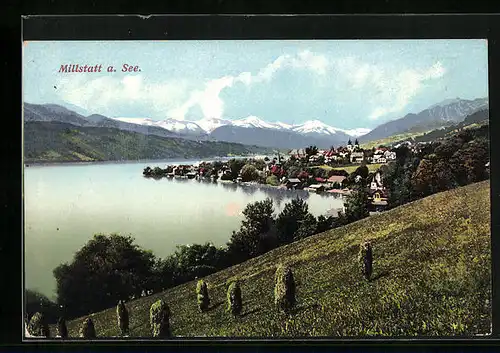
left=23, top=155, right=254, bottom=168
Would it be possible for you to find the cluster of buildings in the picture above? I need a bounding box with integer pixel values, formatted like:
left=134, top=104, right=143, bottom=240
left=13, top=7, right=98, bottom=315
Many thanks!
left=288, top=139, right=397, bottom=165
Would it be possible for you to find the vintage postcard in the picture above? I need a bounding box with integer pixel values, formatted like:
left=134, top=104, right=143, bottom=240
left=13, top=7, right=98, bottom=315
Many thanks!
left=23, top=38, right=490, bottom=339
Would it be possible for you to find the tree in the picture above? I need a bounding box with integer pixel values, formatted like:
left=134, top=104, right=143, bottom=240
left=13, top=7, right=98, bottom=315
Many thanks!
left=240, top=164, right=259, bottom=182
left=412, top=157, right=457, bottom=198
left=294, top=213, right=318, bottom=241
left=287, top=166, right=302, bottom=178
left=316, top=215, right=336, bottom=233
left=305, top=145, right=318, bottom=157
left=266, top=175, right=280, bottom=186
left=228, top=158, right=246, bottom=179
left=276, top=197, right=315, bottom=245
left=227, top=199, right=277, bottom=262
left=344, top=185, right=370, bottom=223
left=383, top=156, right=419, bottom=209
left=167, top=243, right=225, bottom=284
left=461, top=138, right=489, bottom=184
left=53, top=234, right=157, bottom=319
left=25, top=289, right=61, bottom=324
left=327, top=169, right=349, bottom=178
left=354, top=165, right=369, bottom=180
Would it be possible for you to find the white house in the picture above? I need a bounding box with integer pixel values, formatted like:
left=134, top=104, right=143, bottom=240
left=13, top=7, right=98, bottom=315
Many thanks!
left=384, top=151, right=396, bottom=160
left=350, top=151, right=364, bottom=164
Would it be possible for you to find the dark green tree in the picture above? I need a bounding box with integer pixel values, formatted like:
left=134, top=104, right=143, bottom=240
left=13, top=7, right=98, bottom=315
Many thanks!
left=344, top=185, right=371, bottom=223
left=228, top=158, right=246, bottom=179
left=354, top=165, right=369, bottom=180
left=316, top=215, right=336, bottom=233
left=227, top=198, right=277, bottom=262
left=53, top=234, right=156, bottom=319
left=276, top=197, right=315, bottom=244
left=240, top=164, right=260, bottom=182
left=25, top=289, right=60, bottom=324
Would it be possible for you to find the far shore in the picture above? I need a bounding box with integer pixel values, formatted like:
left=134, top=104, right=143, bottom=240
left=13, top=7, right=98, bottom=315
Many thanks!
left=23, top=155, right=254, bottom=168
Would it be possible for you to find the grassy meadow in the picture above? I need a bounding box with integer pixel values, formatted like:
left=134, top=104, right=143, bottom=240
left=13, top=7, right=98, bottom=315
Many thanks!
left=58, top=181, right=491, bottom=338
left=319, top=163, right=384, bottom=174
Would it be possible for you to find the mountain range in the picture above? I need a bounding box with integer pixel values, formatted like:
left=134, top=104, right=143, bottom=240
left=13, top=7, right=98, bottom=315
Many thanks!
left=24, top=97, right=488, bottom=150
left=360, top=97, right=489, bottom=142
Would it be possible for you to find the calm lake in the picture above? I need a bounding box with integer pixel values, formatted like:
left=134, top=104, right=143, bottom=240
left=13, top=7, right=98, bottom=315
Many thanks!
left=24, top=159, right=345, bottom=300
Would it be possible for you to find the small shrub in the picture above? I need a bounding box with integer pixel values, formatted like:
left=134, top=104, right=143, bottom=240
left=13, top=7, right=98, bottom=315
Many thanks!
left=359, top=241, right=373, bottom=281
left=116, top=300, right=129, bottom=336
left=150, top=300, right=171, bottom=338
left=27, top=312, right=50, bottom=337
left=266, top=175, right=280, bottom=186
left=79, top=317, right=96, bottom=339
left=196, top=280, right=210, bottom=312
left=274, top=264, right=296, bottom=313
left=57, top=317, right=68, bottom=338
left=226, top=280, right=243, bottom=316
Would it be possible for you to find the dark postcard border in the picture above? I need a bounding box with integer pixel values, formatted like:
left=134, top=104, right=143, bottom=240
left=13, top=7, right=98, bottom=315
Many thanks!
left=21, top=14, right=496, bottom=41
left=7, top=14, right=500, bottom=349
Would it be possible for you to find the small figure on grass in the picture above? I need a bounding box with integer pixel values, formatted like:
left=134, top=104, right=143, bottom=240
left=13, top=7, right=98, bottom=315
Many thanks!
left=359, top=240, right=373, bottom=281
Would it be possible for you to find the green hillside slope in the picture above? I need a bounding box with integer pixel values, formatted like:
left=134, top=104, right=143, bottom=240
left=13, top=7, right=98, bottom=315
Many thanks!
left=63, top=181, right=491, bottom=337
left=23, top=121, right=269, bottom=163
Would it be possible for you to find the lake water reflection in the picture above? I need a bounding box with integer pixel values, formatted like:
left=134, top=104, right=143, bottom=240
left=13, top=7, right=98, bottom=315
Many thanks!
left=24, top=160, right=344, bottom=299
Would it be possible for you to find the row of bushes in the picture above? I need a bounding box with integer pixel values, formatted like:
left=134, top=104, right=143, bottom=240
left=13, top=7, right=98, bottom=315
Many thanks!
left=27, top=241, right=373, bottom=338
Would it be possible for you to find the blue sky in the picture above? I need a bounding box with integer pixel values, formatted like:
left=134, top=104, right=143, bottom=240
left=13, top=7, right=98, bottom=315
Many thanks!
left=23, top=40, right=488, bottom=130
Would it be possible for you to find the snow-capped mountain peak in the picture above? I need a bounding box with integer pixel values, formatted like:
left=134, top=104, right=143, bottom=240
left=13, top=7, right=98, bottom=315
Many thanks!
left=111, top=117, right=204, bottom=135
left=195, top=118, right=232, bottom=133
left=232, top=115, right=276, bottom=129
left=292, top=119, right=342, bottom=135
left=112, top=115, right=370, bottom=139
left=273, top=121, right=293, bottom=130
left=342, top=128, right=372, bottom=137
left=113, top=117, right=157, bottom=126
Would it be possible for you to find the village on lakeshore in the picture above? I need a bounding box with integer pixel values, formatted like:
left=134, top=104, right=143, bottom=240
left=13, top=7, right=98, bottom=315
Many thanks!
left=143, top=138, right=428, bottom=214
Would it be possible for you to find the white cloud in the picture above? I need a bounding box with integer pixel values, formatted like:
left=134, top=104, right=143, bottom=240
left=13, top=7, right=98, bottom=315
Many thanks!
left=55, top=74, right=188, bottom=116
left=169, top=50, right=329, bottom=120
left=334, top=58, right=447, bottom=120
